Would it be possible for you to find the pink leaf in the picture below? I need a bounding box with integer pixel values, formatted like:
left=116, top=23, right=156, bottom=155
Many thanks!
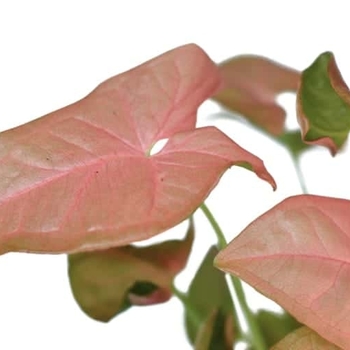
left=213, top=55, right=300, bottom=135
left=215, top=195, right=350, bottom=349
left=0, top=44, right=275, bottom=255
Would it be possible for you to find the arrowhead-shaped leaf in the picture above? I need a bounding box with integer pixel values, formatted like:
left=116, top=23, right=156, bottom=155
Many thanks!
left=215, top=195, right=350, bottom=349
left=0, top=44, right=275, bottom=255
left=185, top=246, right=235, bottom=347
left=213, top=55, right=300, bottom=135
left=297, top=51, right=350, bottom=155
left=68, top=219, right=194, bottom=322
left=271, top=327, right=341, bottom=350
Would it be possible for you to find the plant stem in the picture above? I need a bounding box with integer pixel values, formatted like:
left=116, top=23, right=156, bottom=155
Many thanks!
left=200, top=202, right=227, bottom=250
left=200, top=202, right=267, bottom=350
left=290, top=153, right=308, bottom=194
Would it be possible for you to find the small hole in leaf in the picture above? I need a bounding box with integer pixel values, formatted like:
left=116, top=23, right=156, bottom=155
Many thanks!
left=129, top=281, right=158, bottom=296
left=148, top=138, right=169, bottom=156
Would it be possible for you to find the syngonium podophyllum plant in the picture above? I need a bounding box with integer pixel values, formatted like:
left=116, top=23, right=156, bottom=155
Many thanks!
left=1, top=44, right=350, bottom=349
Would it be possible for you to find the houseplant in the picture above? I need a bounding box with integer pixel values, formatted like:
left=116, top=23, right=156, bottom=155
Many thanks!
left=0, top=43, right=348, bottom=349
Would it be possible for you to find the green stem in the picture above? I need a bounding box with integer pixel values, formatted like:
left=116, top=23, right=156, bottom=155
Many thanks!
left=290, top=153, right=308, bottom=194
left=200, top=203, right=267, bottom=350
left=200, top=203, right=227, bottom=250
left=171, top=284, right=201, bottom=329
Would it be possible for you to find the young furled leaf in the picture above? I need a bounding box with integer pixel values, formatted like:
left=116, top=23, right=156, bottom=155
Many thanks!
left=215, top=195, right=350, bottom=349
left=297, top=51, right=350, bottom=155
left=0, top=44, right=275, bottom=255
left=68, top=219, right=194, bottom=322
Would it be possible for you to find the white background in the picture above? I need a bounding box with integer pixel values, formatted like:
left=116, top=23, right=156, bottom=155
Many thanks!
left=0, top=1, right=349, bottom=349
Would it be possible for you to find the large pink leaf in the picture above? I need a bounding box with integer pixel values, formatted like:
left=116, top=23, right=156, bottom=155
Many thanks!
left=215, top=195, right=350, bottom=349
left=0, top=44, right=275, bottom=255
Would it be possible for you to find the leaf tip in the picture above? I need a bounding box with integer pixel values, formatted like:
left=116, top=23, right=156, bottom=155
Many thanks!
left=212, top=250, right=227, bottom=273
left=235, top=159, right=276, bottom=191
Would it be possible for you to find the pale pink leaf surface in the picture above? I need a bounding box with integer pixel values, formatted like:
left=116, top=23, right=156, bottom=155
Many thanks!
left=212, top=55, right=300, bottom=135
left=0, top=44, right=275, bottom=255
left=215, top=195, right=350, bottom=349
left=272, top=327, right=341, bottom=350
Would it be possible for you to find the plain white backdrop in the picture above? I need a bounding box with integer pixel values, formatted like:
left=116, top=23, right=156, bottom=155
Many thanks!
left=0, top=1, right=349, bottom=349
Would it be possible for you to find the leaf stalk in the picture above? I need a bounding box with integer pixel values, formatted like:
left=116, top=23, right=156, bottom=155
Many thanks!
left=200, top=202, right=267, bottom=350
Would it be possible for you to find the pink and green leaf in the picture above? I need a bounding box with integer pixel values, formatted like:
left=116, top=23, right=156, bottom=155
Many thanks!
left=297, top=52, right=350, bottom=155
left=0, top=44, right=275, bottom=255
left=213, top=55, right=300, bottom=135
left=68, top=219, right=194, bottom=322
left=215, top=195, right=350, bottom=349
left=271, top=327, right=341, bottom=350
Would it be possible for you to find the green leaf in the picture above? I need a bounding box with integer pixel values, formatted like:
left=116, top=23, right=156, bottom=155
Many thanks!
left=297, top=51, right=350, bottom=155
left=255, top=310, right=302, bottom=347
left=68, top=219, right=194, bottom=322
left=185, top=246, right=235, bottom=346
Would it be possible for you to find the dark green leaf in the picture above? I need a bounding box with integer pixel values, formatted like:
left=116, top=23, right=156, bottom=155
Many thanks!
left=194, top=309, right=234, bottom=350
left=185, top=246, right=235, bottom=346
